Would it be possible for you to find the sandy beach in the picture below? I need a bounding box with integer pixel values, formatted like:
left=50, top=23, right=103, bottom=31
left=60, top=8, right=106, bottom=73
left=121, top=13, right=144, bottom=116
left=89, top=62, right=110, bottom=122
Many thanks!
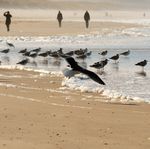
left=0, top=1, right=150, bottom=148
left=0, top=20, right=141, bottom=36
left=0, top=69, right=149, bottom=149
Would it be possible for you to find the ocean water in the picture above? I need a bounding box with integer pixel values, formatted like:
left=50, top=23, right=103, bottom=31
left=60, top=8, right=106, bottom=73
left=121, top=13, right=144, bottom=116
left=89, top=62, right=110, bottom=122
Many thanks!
left=0, top=25, right=150, bottom=104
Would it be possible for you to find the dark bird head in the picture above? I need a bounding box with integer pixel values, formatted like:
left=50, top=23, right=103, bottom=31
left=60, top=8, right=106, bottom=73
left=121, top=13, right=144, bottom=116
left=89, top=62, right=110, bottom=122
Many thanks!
left=65, top=57, right=78, bottom=69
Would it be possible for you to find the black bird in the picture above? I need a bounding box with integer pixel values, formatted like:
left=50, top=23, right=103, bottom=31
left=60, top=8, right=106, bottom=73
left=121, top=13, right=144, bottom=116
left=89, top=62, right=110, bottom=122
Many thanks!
left=86, top=51, right=92, bottom=56
left=110, top=54, right=119, bottom=63
left=99, top=50, right=108, bottom=56
left=38, top=51, right=51, bottom=57
left=29, top=52, right=38, bottom=58
left=76, top=54, right=87, bottom=59
left=90, top=59, right=108, bottom=70
left=23, top=51, right=31, bottom=57
left=17, top=59, right=29, bottom=65
left=65, top=51, right=74, bottom=56
left=0, top=48, right=10, bottom=54
left=57, top=48, right=63, bottom=54
left=120, top=50, right=130, bottom=56
left=135, top=60, right=147, bottom=67
left=135, top=60, right=148, bottom=71
left=6, top=42, right=15, bottom=48
left=30, top=47, right=41, bottom=53
left=49, top=51, right=60, bottom=58
left=74, top=48, right=88, bottom=55
left=18, top=48, right=27, bottom=54
left=65, top=57, right=105, bottom=85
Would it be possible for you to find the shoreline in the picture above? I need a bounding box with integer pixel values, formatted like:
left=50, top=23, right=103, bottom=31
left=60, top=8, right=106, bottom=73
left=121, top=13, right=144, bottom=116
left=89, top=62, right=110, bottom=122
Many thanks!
left=0, top=66, right=149, bottom=104
left=0, top=68, right=150, bottom=149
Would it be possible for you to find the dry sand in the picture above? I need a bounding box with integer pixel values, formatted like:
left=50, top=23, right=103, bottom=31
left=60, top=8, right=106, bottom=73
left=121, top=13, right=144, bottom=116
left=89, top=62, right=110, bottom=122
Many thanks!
left=0, top=69, right=150, bottom=149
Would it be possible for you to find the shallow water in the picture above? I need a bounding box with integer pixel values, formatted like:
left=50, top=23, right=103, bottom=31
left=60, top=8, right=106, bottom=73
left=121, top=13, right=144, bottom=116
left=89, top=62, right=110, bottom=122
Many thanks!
left=0, top=35, right=150, bottom=103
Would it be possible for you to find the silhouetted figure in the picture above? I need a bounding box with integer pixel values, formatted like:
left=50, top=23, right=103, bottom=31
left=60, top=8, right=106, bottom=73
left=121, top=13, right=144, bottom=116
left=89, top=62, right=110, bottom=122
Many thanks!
left=3, top=11, right=12, bottom=32
left=57, top=11, right=63, bottom=27
left=84, top=11, right=90, bottom=28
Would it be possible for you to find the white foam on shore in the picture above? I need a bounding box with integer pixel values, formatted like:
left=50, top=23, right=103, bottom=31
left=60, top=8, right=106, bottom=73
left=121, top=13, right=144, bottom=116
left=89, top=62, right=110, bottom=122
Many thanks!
left=0, top=34, right=150, bottom=104
left=62, top=76, right=149, bottom=104
left=0, top=25, right=150, bottom=49
left=0, top=65, right=63, bottom=77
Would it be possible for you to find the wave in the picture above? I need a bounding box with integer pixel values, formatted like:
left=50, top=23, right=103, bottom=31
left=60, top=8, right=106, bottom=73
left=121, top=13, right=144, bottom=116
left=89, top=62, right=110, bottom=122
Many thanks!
left=0, top=28, right=150, bottom=49
left=61, top=75, right=150, bottom=104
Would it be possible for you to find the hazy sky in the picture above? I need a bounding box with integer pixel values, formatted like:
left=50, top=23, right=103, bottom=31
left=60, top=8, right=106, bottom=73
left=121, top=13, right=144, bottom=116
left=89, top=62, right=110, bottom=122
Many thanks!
left=0, top=0, right=150, bottom=10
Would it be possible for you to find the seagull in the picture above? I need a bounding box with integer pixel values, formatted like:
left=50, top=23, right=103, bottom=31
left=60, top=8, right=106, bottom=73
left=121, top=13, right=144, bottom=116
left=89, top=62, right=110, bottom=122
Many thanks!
left=0, top=48, right=10, bottom=54
left=110, top=54, right=119, bottom=63
left=38, top=51, right=51, bottom=57
left=6, top=42, right=15, bottom=48
left=120, top=50, right=130, bottom=56
left=65, top=56, right=105, bottom=85
left=23, top=51, right=31, bottom=57
left=30, top=47, right=41, bottom=53
left=18, top=48, right=27, bottom=54
left=62, top=67, right=79, bottom=78
left=99, top=50, right=108, bottom=56
left=76, top=54, right=87, bottom=59
left=135, top=60, right=148, bottom=71
left=29, top=52, right=38, bottom=58
left=74, top=48, right=88, bottom=55
left=90, top=59, right=108, bottom=70
left=17, top=59, right=29, bottom=65
left=86, top=51, right=92, bottom=56
left=65, top=51, right=74, bottom=56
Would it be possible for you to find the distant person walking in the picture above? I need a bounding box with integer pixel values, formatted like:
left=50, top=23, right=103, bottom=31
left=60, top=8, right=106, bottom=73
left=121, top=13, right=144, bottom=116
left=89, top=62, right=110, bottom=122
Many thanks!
left=3, top=11, right=12, bottom=32
left=57, top=11, right=63, bottom=27
left=84, top=11, right=90, bottom=28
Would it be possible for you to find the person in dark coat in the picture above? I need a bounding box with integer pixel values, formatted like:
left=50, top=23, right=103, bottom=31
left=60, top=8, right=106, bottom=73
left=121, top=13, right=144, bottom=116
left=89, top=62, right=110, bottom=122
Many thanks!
left=84, top=11, right=90, bottom=28
left=3, top=11, right=12, bottom=32
left=57, top=11, right=63, bottom=27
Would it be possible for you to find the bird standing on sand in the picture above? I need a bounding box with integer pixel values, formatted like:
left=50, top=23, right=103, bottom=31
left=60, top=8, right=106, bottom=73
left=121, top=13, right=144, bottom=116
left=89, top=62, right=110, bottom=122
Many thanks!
left=65, top=56, right=105, bottom=85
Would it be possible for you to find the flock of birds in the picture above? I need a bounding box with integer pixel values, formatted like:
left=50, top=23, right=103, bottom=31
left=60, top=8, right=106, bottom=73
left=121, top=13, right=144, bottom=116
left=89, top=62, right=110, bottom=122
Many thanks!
left=0, top=41, right=149, bottom=85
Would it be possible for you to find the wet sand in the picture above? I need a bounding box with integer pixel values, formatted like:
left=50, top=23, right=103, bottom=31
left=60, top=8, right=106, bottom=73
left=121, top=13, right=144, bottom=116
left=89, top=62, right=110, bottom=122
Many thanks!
left=0, top=20, right=141, bottom=36
left=0, top=69, right=150, bottom=149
